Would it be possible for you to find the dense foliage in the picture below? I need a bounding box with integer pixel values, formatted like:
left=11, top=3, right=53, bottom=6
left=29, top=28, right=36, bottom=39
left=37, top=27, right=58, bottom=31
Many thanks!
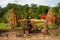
left=0, top=2, right=60, bottom=23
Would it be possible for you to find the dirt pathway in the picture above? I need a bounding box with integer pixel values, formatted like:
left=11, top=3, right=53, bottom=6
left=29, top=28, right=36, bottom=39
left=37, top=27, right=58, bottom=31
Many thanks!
left=0, top=33, right=60, bottom=40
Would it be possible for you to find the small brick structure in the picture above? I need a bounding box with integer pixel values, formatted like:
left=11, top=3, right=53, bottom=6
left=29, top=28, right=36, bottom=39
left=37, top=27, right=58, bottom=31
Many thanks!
left=8, top=8, right=18, bottom=27
left=46, top=8, right=56, bottom=25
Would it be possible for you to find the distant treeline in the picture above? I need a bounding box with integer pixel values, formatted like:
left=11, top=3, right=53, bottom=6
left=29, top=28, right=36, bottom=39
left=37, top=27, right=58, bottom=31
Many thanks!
left=0, top=2, right=60, bottom=23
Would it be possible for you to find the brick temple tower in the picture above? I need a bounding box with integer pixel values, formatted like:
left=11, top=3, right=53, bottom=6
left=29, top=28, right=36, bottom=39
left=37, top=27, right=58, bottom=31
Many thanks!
left=8, top=8, right=18, bottom=27
left=46, top=8, right=56, bottom=25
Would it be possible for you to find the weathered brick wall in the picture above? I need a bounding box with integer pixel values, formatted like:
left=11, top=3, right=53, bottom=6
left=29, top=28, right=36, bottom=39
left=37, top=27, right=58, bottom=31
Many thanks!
left=8, top=8, right=18, bottom=27
left=46, top=8, right=56, bottom=25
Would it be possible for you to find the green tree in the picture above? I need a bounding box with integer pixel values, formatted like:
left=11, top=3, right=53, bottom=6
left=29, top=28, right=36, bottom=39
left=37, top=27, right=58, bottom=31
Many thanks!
left=57, top=2, right=60, bottom=20
left=0, top=7, right=7, bottom=23
left=22, top=4, right=29, bottom=19
left=37, top=5, right=49, bottom=18
left=30, top=4, right=38, bottom=18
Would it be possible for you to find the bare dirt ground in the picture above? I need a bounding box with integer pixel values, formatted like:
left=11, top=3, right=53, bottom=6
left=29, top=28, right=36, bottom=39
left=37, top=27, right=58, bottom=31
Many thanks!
left=0, top=28, right=60, bottom=40
left=0, top=33, right=60, bottom=40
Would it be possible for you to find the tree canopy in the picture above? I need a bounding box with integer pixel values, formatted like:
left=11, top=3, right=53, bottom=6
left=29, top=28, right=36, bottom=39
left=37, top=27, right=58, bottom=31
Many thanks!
left=0, top=2, right=60, bottom=23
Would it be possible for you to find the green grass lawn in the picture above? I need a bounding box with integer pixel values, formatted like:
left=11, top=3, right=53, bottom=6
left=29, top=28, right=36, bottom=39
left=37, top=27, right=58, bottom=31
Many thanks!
left=36, top=22, right=45, bottom=28
left=48, top=24, right=58, bottom=29
left=0, top=23, right=12, bottom=30
left=36, top=21, right=45, bottom=27
left=35, top=22, right=57, bottom=29
left=0, top=22, right=58, bottom=30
